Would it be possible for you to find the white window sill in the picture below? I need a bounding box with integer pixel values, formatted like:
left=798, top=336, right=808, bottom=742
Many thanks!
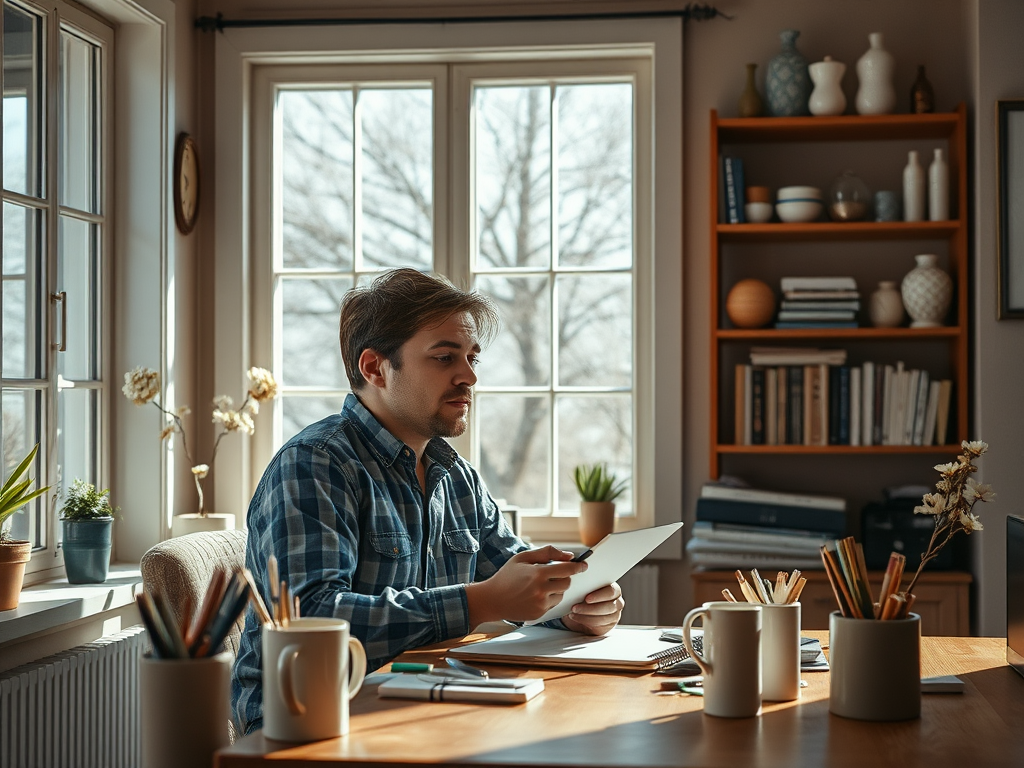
left=0, top=563, right=142, bottom=646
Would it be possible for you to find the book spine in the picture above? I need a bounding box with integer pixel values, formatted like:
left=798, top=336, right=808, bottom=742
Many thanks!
left=787, top=365, right=803, bottom=445
left=765, top=367, right=778, bottom=446
left=838, top=365, right=851, bottom=445
left=717, top=155, right=728, bottom=224
left=699, top=485, right=846, bottom=511
left=912, top=369, right=930, bottom=445
left=734, top=157, right=746, bottom=223
left=751, top=367, right=766, bottom=445
left=861, top=361, right=875, bottom=446
left=734, top=363, right=746, bottom=445
left=923, top=379, right=941, bottom=447
left=744, top=364, right=753, bottom=445
left=724, top=156, right=740, bottom=224
left=873, top=363, right=886, bottom=445
left=695, top=498, right=847, bottom=536
left=776, top=365, right=787, bottom=446
left=849, top=366, right=861, bottom=447
left=779, top=276, right=857, bottom=292
left=828, top=365, right=841, bottom=445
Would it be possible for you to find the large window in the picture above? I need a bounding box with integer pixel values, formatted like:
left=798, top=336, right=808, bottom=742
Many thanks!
left=1, top=0, right=111, bottom=573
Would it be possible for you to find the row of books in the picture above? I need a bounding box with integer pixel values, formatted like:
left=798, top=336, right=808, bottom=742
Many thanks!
left=775, top=276, right=860, bottom=329
left=687, top=482, right=847, bottom=570
left=733, top=360, right=953, bottom=447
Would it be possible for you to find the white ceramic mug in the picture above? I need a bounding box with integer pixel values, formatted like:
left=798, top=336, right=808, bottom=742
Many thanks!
left=263, top=618, right=367, bottom=741
left=761, top=602, right=801, bottom=702
left=682, top=601, right=762, bottom=718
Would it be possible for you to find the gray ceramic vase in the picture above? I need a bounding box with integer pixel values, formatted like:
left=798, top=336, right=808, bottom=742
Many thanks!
left=767, top=29, right=812, bottom=117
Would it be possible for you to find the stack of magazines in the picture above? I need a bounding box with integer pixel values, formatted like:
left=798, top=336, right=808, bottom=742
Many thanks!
left=686, top=480, right=847, bottom=570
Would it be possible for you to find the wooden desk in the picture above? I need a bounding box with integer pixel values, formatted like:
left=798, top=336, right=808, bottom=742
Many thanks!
left=217, top=631, right=1023, bottom=768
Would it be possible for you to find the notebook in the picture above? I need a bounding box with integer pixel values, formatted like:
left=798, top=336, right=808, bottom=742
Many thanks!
left=449, top=625, right=696, bottom=672
left=528, top=522, right=684, bottom=625
left=378, top=674, right=545, bottom=704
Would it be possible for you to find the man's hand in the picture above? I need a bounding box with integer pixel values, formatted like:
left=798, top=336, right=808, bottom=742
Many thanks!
left=560, top=582, right=624, bottom=636
left=466, top=546, right=587, bottom=625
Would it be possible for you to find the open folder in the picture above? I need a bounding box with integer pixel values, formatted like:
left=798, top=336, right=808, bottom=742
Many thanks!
left=448, top=625, right=697, bottom=672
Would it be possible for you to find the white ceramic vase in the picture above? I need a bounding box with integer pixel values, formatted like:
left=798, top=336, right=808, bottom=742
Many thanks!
left=869, top=281, right=905, bottom=327
left=171, top=512, right=236, bottom=537
left=929, top=148, right=949, bottom=221
left=901, top=254, right=952, bottom=328
left=808, top=56, right=847, bottom=116
left=855, top=33, right=896, bottom=115
left=903, top=150, right=926, bottom=222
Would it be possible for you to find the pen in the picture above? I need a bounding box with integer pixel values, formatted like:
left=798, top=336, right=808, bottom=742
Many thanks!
left=572, top=549, right=593, bottom=563
left=445, top=657, right=489, bottom=678
left=392, top=662, right=433, bottom=673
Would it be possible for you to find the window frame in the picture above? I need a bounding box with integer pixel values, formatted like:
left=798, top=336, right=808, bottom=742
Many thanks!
left=1, top=0, right=113, bottom=577
left=217, top=18, right=682, bottom=551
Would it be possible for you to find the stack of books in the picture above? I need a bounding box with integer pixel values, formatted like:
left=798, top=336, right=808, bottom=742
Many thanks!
left=732, top=352, right=953, bottom=447
left=686, top=482, right=847, bottom=570
left=775, top=276, right=860, bottom=328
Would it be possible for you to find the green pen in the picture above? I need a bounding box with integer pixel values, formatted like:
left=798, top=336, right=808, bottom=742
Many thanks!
left=391, top=662, right=433, bottom=673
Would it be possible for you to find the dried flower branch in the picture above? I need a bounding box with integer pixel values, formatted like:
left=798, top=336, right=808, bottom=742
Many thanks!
left=901, top=440, right=994, bottom=596
left=122, top=365, right=279, bottom=516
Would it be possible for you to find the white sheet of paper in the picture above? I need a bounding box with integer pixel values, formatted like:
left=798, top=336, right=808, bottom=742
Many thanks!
left=528, top=522, right=683, bottom=625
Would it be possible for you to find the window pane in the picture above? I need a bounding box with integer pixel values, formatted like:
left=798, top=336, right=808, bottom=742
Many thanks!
left=476, top=394, right=549, bottom=512
left=3, top=3, right=43, bottom=197
left=2, top=388, right=45, bottom=547
left=60, top=30, right=100, bottom=213
left=58, top=215, right=99, bottom=380
left=556, top=395, right=631, bottom=515
left=475, top=85, right=550, bottom=270
left=475, top=274, right=550, bottom=387
left=557, top=273, right=632, bottom=388
left=3, top=202, right=43, bottom=379
left=280, top=276, right=352, bottom=387
left=279, top=89, right=354, bottom=270
left=360, top=88, right=432, bottom=270
left=557, top=83, right=632, bottom=269
left=57, top=385, right=97, bottom=499
left=281, top=394, right=345, bottom=444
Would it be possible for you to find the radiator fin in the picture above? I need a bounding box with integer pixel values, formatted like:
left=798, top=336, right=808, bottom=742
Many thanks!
left=618, top=563, right=659, bottom=625
left=0, top=626, right=146, bottom=768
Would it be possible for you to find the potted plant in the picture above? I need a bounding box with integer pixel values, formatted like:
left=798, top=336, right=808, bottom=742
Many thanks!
left=573, top=463, right=628, bottom=546
left=59, top=479, right=117, bottom=584
left=0, top=445, right=51, bottom=611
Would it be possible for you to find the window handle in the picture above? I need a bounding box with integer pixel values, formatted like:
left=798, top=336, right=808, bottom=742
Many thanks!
left=51, top=291, right=67, bottom=352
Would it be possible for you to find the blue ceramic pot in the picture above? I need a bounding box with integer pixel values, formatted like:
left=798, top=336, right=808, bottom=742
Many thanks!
left=767, top=29, right=811, bottom=117
left=63, top=518, right=113, bottom=583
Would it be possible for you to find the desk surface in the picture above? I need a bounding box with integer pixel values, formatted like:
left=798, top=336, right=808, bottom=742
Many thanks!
left=217, top=631, right=1024, bottom=768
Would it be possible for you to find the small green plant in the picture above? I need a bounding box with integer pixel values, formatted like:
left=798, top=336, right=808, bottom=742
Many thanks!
left=0, top=444, right=51, bottom=542
left=59, top=479, right=117, bottom=522
left=573, top=463, right=628, bottom=503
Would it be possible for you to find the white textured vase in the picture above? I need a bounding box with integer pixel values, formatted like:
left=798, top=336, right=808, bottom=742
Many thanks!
left=869, top=281, right=905, bottom=327
left=809, top=56, right=847, bottom=116
left=929, top=148, right=949, bottom=221
left=855, top=33, right=896, bottom=115
left=903, top=150, right=926, bottom=222
left=901, top=254, right=952, bottom=328
left=171, top=512, right=236, bottom=537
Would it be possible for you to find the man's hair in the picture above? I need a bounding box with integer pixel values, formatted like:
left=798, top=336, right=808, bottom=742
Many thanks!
left=338, top=268, right=500, bottom=390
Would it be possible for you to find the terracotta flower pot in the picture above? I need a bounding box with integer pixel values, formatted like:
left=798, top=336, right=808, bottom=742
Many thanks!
left=578, top=502, right=616, bottom=547
left=0, top=539, right=32, bottom=611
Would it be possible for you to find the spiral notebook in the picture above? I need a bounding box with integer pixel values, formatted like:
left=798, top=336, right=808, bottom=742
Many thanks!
left=449, top=625, right=699, bottom=672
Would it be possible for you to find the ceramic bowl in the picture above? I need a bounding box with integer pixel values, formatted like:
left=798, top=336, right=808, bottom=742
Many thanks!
left=776, top=199, right=823, bottom=223
left=744, top=202, right=775, bottom=223
left=777, top=185, right=823, bottom=202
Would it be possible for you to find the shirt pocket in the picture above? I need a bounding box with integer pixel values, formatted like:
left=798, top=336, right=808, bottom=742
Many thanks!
left=440, top=528, right=480, bottom=585
left=366, top=531, right=415, bottom=589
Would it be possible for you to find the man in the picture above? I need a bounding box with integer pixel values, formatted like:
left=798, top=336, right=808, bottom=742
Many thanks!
left=232, top=268, right=623, bottom=735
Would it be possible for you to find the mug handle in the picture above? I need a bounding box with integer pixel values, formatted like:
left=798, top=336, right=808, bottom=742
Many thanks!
left=682, top=606, right=712, bottom=677
left=277, top=644, right=307, bottom=716
left=346, top=636, right=367, bottom=699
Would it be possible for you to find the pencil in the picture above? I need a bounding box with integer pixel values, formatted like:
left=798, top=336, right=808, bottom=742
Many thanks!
left=734, top=570, right=760, bottom=603
left=721, top=588, right=738, bottom=602
left=268, top=554, right=280, bottom=624
left=787, top=577, right=807, bottom=604
left=239, top=567, right=273, bottom=626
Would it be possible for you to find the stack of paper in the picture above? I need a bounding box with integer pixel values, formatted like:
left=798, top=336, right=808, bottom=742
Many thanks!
left=378, top=674, right=545, bottom=704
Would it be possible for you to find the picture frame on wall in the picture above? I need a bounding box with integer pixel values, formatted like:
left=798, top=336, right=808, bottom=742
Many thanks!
left=997, top=99, right=1024, bottom=319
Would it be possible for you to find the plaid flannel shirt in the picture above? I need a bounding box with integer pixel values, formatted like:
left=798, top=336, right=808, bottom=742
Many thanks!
left=231, top=394, right=529, bottom=735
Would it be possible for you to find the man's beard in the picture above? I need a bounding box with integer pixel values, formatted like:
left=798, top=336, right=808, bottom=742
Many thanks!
left=428, top=387, right=472, bottom=438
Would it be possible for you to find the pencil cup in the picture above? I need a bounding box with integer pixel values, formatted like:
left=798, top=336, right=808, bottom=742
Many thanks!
left=682, top=601, right=762, bottom=717
left=829, top=611, right=921, bottom=721
left=761, top=602, right=801, bottom=702
left=140, top=651, right=232, bottom=768
left=263, top=618, right=367, bottom=741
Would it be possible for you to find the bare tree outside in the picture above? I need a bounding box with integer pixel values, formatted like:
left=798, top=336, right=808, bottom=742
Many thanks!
left=273, top=79, right=635, bottom=515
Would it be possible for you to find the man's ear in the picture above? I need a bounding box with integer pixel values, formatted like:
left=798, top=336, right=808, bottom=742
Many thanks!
left=358, top=348, right=388, bottom=389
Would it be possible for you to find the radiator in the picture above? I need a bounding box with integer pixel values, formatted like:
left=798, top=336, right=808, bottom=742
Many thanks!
left=0, top=626, right=146, bottom=768
left=618, top=563, right=659, bottom=624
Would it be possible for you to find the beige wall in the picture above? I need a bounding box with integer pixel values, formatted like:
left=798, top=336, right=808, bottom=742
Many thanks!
left=181, top=0, right=1022, bottom=634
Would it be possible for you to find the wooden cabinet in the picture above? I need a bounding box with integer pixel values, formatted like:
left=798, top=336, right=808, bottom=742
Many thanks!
left=709, top=105, right=969, bottom=479
left=691, top=569, right=971, bottom=636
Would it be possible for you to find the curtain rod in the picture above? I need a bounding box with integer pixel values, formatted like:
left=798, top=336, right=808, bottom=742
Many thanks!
left=195, top=4, right=730, bottom=33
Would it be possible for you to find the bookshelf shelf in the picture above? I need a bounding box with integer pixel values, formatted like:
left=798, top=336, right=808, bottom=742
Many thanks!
left=709, top=104, right=970, bottom=479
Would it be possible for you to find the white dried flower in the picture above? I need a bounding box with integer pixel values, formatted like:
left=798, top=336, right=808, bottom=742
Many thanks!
left=213, top=409, right=255, bottom=436
left=964, top=478, right=996, bottom=503
left=191, top=464, right=209, bottom=479
left=122, top=366, right=161, bottom=405
left=913, top=492, right=946, bottom=516
left=961, top=440, right=988, bottom=456
left=933, top=462, right=958, bottom=476
left=247, top=367, right=279, bottom=403
left=213, top=395, right=233, bottom=411
left=159, top=424, right=177, bottom=442
left=244, top=399, right=259, bottom=416
left=175, top=405, right=191, bottom=418
left=959, top=511, right=984, bottom=532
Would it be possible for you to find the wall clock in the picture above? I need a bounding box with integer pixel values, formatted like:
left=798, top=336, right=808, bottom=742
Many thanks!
left=173, top=132, right=200, bottom=234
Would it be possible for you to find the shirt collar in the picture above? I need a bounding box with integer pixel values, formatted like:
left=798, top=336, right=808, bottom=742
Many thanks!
left=343, top=393, right=459, bottom=471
